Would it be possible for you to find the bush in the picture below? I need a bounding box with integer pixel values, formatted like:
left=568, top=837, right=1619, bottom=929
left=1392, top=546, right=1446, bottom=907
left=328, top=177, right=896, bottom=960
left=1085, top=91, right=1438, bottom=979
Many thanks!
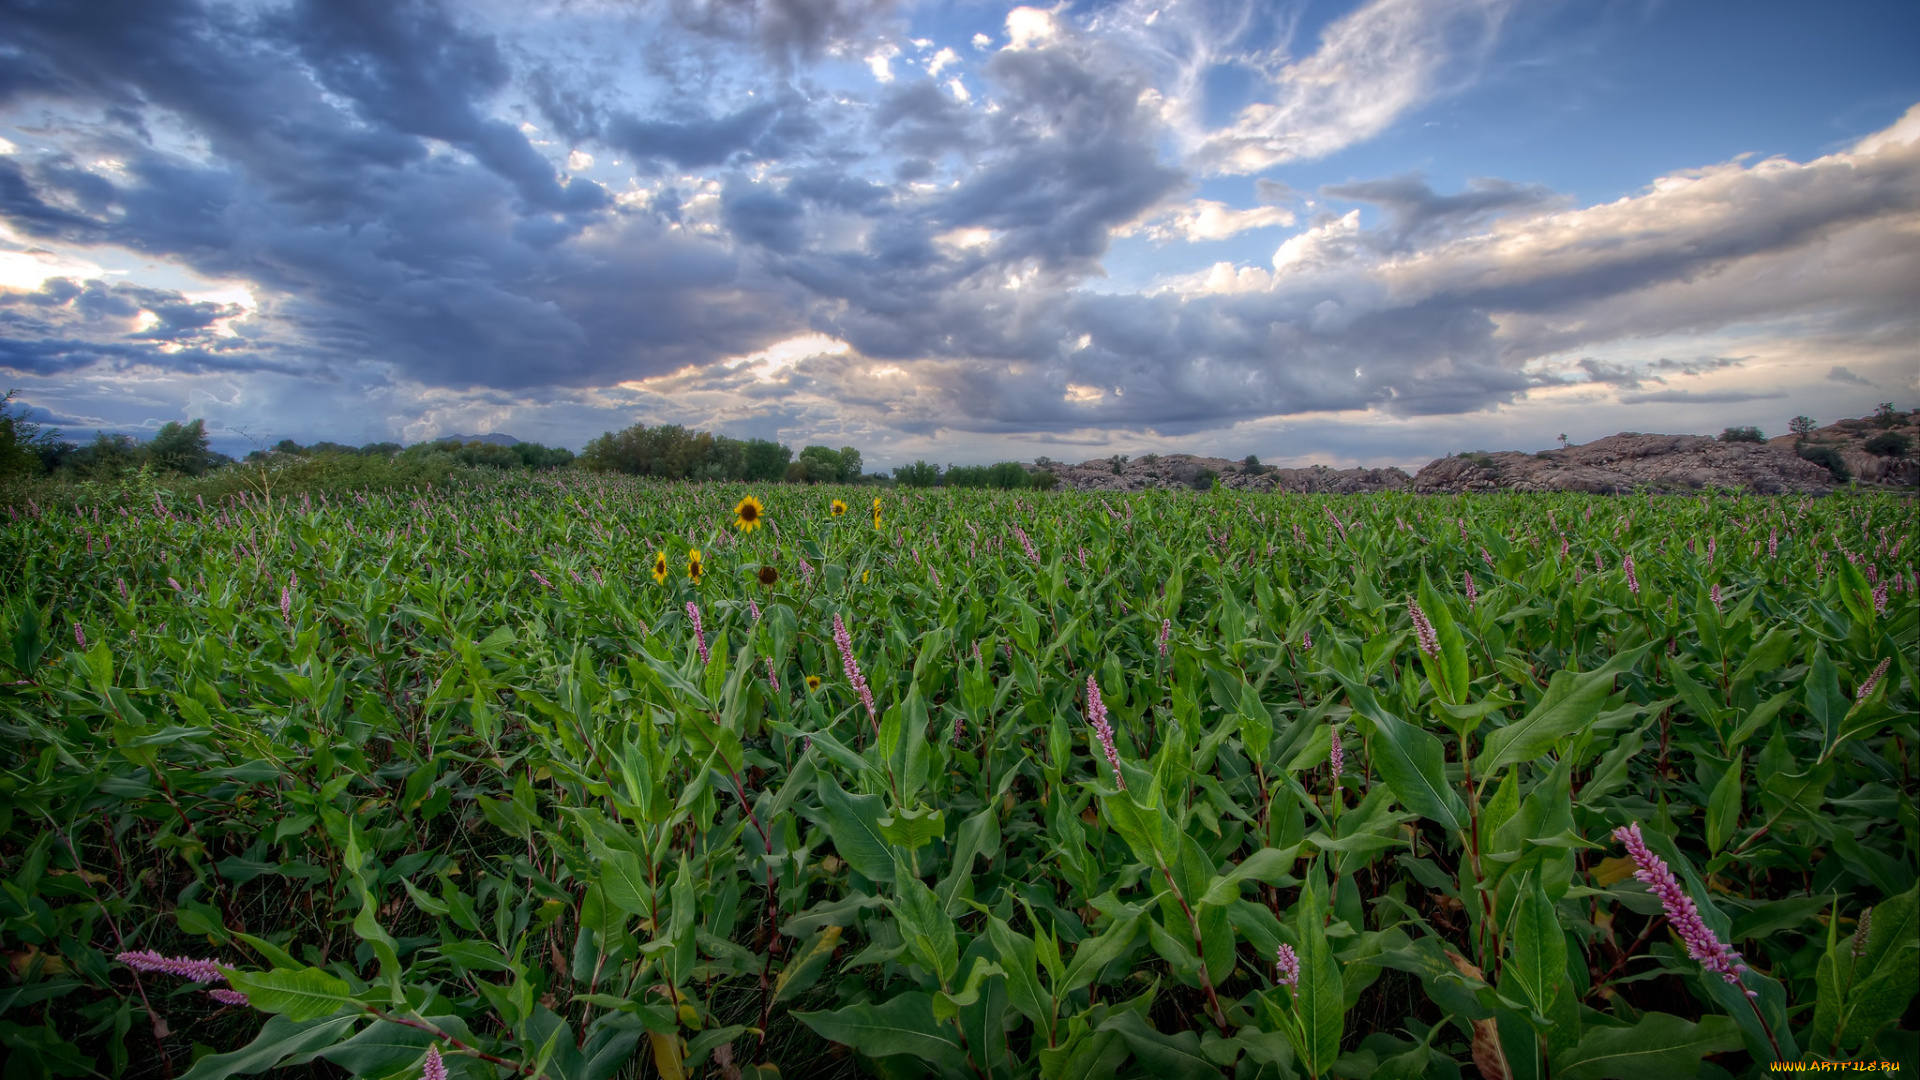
left=1788, top=415, right=1817, bottom=438
left=1797, top=442, right=1852, bottom=480
left=1189, top=468, right=1217, bottom=491
left=1865, top=431, right=1911, bottom=457
left=1030, top=469, right=1058, bottom=491
left=1719, top=426, right=1765, bottom=443
left=892, top=460, right=941, bottom=488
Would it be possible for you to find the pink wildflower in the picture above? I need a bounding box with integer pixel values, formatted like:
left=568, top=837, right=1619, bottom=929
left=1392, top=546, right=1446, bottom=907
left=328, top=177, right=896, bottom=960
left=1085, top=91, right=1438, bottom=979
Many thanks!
left=1012, top=525, right=1039, bottom=564
left=1329, top=723, right=1343, bottom=781
left=1856, top=657, right=1891, bottom=703
left=280, top=586, right=292, bottom=621
left=73, top=623, right=85, bottom=649
left=686, top=602, right=709, bottom=664
left=1408, top=598, right=1440, bottom=659
left=1463, top=571, right=1477, bottom=609
left=763, top=657, right=780, bottom=692
left=1274, top=943, right=1300, bottom=988
left=1086, top=675, right=1124, bottom=790
left=1158, top=618, right=1171, bottom=658
left=116, top=950, right=225, bottom=983
left=423, top=1045, right=448, bottom=1080
left=831, top=613, right=877, bottom=725
left=1622, top=554, right=1640, bottom=596
left=208, top=988, right=249, bottom=1006
left=1611, top=823, right=1749, bottom=990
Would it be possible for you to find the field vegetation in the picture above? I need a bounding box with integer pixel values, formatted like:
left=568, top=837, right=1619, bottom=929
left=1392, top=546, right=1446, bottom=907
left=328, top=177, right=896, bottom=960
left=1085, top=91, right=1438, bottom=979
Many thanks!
left=0, top=477, right=1914, bottom=1079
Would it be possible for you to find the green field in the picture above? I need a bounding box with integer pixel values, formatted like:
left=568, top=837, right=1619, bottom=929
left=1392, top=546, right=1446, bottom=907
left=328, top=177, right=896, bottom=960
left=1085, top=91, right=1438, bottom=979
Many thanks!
left=1, top=478, right=1914, bottom=1079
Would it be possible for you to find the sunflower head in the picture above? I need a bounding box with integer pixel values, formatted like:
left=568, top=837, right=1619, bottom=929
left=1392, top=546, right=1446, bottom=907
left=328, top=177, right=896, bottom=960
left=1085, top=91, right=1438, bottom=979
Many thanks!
left=871, top=497, right=883, bottom=527
left=651, top=550, right=669, bottom=584
left=830, top=499, right=848, bottom=518
left=757, top=565, right=779, bottom=586
left=734, top=495, right=764, bottom=532
left=686, top=548, right=704, bottom=582
left=805, top=675, right=822, bottom=691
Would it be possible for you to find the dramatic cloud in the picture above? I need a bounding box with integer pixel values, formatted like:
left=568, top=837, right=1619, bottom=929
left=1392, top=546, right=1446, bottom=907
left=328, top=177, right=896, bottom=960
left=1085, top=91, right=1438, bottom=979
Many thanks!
left=0, top=0, right=1914, bottom=464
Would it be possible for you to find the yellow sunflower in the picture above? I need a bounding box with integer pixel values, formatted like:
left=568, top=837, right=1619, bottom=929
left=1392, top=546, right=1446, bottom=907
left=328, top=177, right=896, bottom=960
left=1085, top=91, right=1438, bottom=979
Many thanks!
left=686, top=548, right=704, bottom=583
left=734, top=495, right=765, bottom=533
left=805, top=675, right=822, bottom=692
left=651, top=550, right=669, bottom=584
left=830, top=498, right=848, bottom=518
left=871, top=496, right=883, bottom=528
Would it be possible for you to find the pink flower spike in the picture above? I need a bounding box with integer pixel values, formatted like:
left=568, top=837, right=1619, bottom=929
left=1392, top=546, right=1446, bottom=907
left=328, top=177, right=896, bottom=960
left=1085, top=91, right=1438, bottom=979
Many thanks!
left=1611, top=823, right=1747, bottom=985
left=208, top=987, right=249, bottom=1006
left=1158, top=618, right=1171, bottom=658
left=1407, top=597, right=1439, bottom=659
left=685, top=602, right=709, bottom=664
left=832, top=613, right=877, bottom=724
left=1329, top=723, right=1343, bottom=781
left=1086, top=676, right=1125, bottom=791
left=423, top=1045, right=448, bottom=1080
left=1274, top=943, right=1300, bottom=988
left=116, top=950, right=226, bottom=983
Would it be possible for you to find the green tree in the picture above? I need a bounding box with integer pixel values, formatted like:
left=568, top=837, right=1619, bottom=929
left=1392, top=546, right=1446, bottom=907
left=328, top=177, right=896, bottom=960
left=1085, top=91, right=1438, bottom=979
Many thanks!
left=1789, top=415, right=1818, bottom=439
left=147, top=419, right=216, bottom=475
left=797, top=445, right=844, bottom=483
left=837, top=446, right=863, bottom=481
left=893, top=460, right=941, bottom=488
left=0, top=391, right=69, bottom=479
left=743, top=438, right=792, bottom=482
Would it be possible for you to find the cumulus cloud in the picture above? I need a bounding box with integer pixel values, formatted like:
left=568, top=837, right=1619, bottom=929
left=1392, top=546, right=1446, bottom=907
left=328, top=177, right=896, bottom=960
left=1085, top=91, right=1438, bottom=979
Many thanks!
left=1826, top=365, right=1872, bottom=385
left=1191, top=0, right=1513, bottom=174
left=0, top=0, right=1913, bottom=461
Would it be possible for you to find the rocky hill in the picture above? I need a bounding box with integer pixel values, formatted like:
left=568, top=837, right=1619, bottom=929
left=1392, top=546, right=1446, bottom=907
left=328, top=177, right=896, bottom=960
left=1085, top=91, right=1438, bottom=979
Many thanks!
left=1767, top=411, right=1918, bottom=487
left=1043, top=454, right=1410, bottom=493
left=1409, top=434, right=1836, bottom=495
left=1035, top=407, right=1915, bottom=495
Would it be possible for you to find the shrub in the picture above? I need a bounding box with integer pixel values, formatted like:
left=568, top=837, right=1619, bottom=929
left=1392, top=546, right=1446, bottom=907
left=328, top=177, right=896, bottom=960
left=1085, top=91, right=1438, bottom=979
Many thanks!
left=1718, top=426, right=1765, bottom=444
left=1189, top=467, right=1217, bottom=491
left=1030, top=469, right=1058, bottom=490
left=1865, top=431, right=1911, bottom=457
left=1788, top=415, right=1818, bottom=438
left=1798, top=442, right=1852, bottom=480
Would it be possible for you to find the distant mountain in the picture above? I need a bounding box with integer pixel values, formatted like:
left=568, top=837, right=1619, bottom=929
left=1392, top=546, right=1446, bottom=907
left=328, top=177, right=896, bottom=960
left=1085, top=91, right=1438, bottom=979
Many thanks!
left=435, top=433, right=522, bottom=447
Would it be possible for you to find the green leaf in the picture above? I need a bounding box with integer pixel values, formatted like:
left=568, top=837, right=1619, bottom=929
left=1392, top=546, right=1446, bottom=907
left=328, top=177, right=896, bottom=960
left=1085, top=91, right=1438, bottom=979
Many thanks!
left=987, top=917, right=1052, bottom=1032
left=1098, top=1010, right=1215, bottom=1080
left=224, top=967, right=357, bottom=1022
left=1059, top=909, right=1146, bottom=994
left=774, top=925, right=842, bottom=1003
left=1480, top=646, right=1648, bottom=771
left=1338, top=679, right=1467, bottom=831
left=1292, top=881, right=1346, bottom=1077
left=1199, top=845, right=1300, bottom=906
left=1704, top=753, right=1742, bottom=855
left=583, top=831, right=653, bottom=917
left=815, top=772, right=895, bottom=882
left=1509, top=873, right=1565, bottom=1016
left=177, top=1014, right=362, bottom=1080
left=795, top=992, right=963, bottom=1064
left=1552, top=1012, right=1743, bottom=1080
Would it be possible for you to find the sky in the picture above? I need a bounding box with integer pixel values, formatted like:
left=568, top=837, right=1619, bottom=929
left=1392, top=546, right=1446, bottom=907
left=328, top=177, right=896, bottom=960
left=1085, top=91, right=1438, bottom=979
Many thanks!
left=1, top=0, right=1916, bottom=470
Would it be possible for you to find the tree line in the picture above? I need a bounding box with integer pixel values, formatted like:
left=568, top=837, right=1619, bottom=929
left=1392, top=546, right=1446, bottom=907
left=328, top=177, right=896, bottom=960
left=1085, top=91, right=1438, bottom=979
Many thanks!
left=576, top=422, right=873, bottom=483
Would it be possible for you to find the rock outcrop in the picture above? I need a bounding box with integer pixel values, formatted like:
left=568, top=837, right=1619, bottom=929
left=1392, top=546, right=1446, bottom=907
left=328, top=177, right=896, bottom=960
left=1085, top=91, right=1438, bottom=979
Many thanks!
left=1043, top=454, right=1411, bottom=493
left=1029, top=409, right=1914, bottom=496
left=1767, top=412, right=1919, bottom=488
left=1410, top=433, right=1838, bottom=495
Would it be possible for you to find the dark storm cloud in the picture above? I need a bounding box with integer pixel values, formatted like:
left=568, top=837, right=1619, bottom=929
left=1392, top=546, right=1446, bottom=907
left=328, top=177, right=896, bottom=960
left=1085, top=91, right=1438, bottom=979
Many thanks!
left=1321, top=174, right=1556, bottom=242
left=1617, top=389, right=1785, bottom=405
left=0, top=0, right=801, bottom=389
left=668, top=0, right=899, bottom=71
left=2, top=0, right=1914, bottom=451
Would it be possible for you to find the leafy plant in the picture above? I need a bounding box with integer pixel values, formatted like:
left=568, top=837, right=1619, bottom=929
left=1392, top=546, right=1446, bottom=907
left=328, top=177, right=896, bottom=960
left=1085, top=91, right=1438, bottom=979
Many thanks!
left=0, top=479, right=1913, bottom=1078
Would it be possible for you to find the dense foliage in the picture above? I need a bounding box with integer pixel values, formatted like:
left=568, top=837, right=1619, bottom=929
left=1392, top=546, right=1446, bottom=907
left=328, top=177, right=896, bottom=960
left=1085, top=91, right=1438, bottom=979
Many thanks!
left=576, top=422, right=871, bottom=485
left=1, top=480, right=1915, bottom=1080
